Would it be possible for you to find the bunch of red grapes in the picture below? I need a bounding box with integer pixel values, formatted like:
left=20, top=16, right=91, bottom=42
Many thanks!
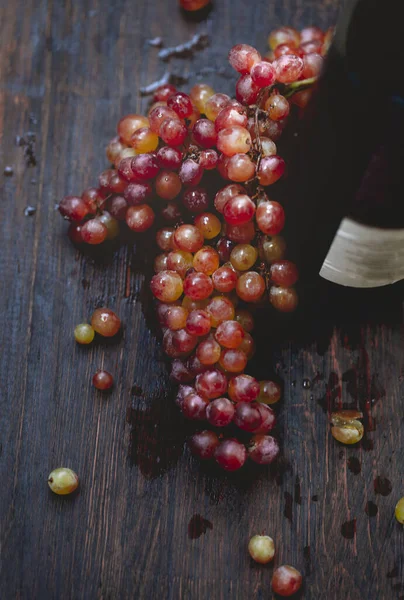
left=59, top=26, right=331, bottom=472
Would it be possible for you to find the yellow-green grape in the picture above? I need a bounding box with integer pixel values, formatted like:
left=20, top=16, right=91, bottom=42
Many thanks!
left=98, top=212, right=119, bottom=240
left=230, top=244, right=258, bottom=271
left=48, top=468, right=79, bottom=495
left=330, top=410, right=364, bottom=445
left=258, top=380, right=282, bottom=405
left=259, top=235, right=286, bottom=263
left=74, top=323, right=95, bottom=345
left=395, top=498, right=404, bottom=524
left=248, top=535, right=275, bottom=564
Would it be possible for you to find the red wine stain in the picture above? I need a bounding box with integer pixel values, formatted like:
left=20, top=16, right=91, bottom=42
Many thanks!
left=342, top=368, right=358, bottom=400
left=387, top=565, right=399, bottom=578
left=370, top=374, right=386, bottom=406
left=294, top=476, right=302, bottom=504
left=374, top=476, right=392, bottom=496
left=303, top=545, right=311, bottom=576
left=393, top=583, right=404, bottom=592
left=347, top=456, right=361, bottom=475
left=362, top=436, right=374, bottom=451
left=341, top=519, right=356, bottom=539
left=312, top=371, right=323, bottom=385
left=273, top=456, right=293, bottom=486
left=365, top=500, right=378, bottom=517
left=188, top=514, right=213, bottom=539
left=284, top=491, right=293, bottom=522
left=338, top=450, right=344, bottom=459
left=311, top=495, right=318, bottom=502
left=81, top=278, right=90, bottom=289
left=318, top=371, right=341, bottom=413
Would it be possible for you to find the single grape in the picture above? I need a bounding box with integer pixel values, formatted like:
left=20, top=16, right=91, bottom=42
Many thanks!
left=204, top=93, right=230, bottom=121
left=175, top=384, right=194, bottom=408
left=230, top=244, right=258, bottom=271
left=108, top=195, right=128, bottom=221
left=248, top=535, right=275, bottom=563
left=156, top=227, right=175, bottom=252
left=217, top=126, right=252, bottom=157
left=174, top=224, right=204, bottom=253
left=195, top=368, right=228, bottom=399
left=163, top=329, right=184, bottom=358
left=269, top=286, right=298, bottom=312
left=150, top=270, right=184, bottom=302
left=330, top=410, right=364, bottom=445
left=154, top=253, right=169, bottom=273
left=395, top=498, right=404, bottom=524
left=216, top=237, right=235, bottom=263
left=199, top=149, right=219, bottom=170
left=183, top=271, right=214, bottom=300
left=182, top=188, right=209, bottom=214
left=206, top=397, right=235, bottom=427
left=194, top=212, right=221, bottom=239
left=275, top=54, right=304, bottom=83
left=81, top=187, right=106, bottom=214
left=108, top=172, right=127, bottom=194
left=131, top=153, right=160, bottom=180
left=270, top=260, right=298, bottom=287
left=228, top=374, right=260, bottom=403
left=182, top=392, right=209, bottom=420
left=93, top=370, right=114, bottom=390
left=223, top=195, right=255, bottom=226
left=225, top=221, right=255, bottom=244
left=167, top=250, right=194, bottom=278
left=193, top=246, right=220, bottom=275
left=260, top=137, right=277, bottom=157
left=257, top=155, right=285, bottom=186
left=153, top=83, right=177, bottom=102
left=91, top=308, right=121, bottom=337
left=59, top=196, right=89, bottom=221
left=271, top=566, right=302, bottom=597
left=126, top=204, right=155, bottom=232
left=268, top=27, right=300, bottom=50
left=236, top=271, right=265, bottom=302
left=215, top=320, right=244, bottom=349
left=182, top=297, right=208, bottom=312
left=300, top=25, right=324, bottom=44
left=186, top=309, right=212, bottom=336
left=179, top=159, right=204, bottom=187
left=265, top=93, right=290, bottom=120
left=155, top=171, right=182, bottom=200
left=215, top=105, right=248, bottom=132
left=190, top=83, right=215, bottom=113
left=156, top=146, right=183, bottom=170
left=188, top=430, right=219, bottom=459
left=258, top=380, right=282, bottom=404
left=274, top=43, right=298, bottom=58
left=235, top=74, right=260, bottom=105
left=299, top=40, right=323, bottom=55
left=106, top=136, right=126, bottom=164
left=234, top=402, right=262, bottom=431
left=248, top=434, right=280, bottom=464
left=227, top=154, right=256, bottom=182
left=251, top=61, right=276, bottom=87
left=253, top=403, right=276, bottom=433
left=196, top=337, right=221, bottom=365
left=193, top=118, right=217, bottom=148
left=302, top=52, right=324, bottom=78
left=239, top=332, right=255, bottom=358
left=166, top=306, right=189, bottom=330
left=156, top=301, right=177, bottom=326
left=228, top=44, right=261, bottom=74
left=256, top=200, right=285, bottom=235
left=291, top=88, right=313, bottom=108
left=74, top=323, right=95, bottom=345
left=81, top=218, right=108, bottom=245
left=219, top=348, right=247, bottom=373
left=117, top=114, right=149, bottom=144
left=130, top=127, right=159, bottom=153
left=214, top=439, right=246, bottom=471
left=149, top=105, right=179, bottom=133
left=235, top=308, right=254, bottom=332
left=98, top=212, right=119, bottom=240
left=159, top=118, right=188, bottom=147
left=114, top=147, right=136, bottom=169
left=259, top=235, right=286, bottom=262
left=212, top=266, right=238, bottom=293
left=48, top=468, right=79, bottom=495
left=68, top=223, right=84, bottom=245
left=118, top=157, right=137, bottom=181
left=172, top=328, right=198, bottom=353
left=206, top=296, right=235, bottom=327
left=167, top=91, right=193, bottom=118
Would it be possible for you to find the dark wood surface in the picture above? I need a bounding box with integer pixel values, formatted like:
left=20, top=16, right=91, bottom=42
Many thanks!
left=1, top=0, right=404, bottom=598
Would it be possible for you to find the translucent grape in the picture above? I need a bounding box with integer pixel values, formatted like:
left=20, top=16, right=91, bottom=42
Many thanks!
left=160, top=118, right=187, bottom=147
left=302, top=52, right=324, bottom=78
left=230, top=244, right=258, bottom=271
left=194, top=212, right=221, bottom=239
left=195, top=368, right=228, bottom=399
left=300, top=25, right=324, bottom=44
left=239, top=332, right=255, bottom=358
left=271, top=566, right=303, bottom=597
left=192, top=118, right=217, bottom=148
left=259, top=380, right=282, bottom=405
left=257, top=155, right=285, bottom=186
left=189, top=430, right=220, bottom=459
left=154, top=253, right=169, bottom=273
left=182, top=392, right=209, bottom=420
left=235, top=74, right=260, bottom=105
left=156, top=227, right=175, bottom=252
left=196, top=337, right=221, bottom=365
left=190, top=83, right=215, bottom=113
left=130, top=127, right=159, bottom=153
left=215, top=320, right=245, bottom=349
left=186, top=309, right=212, bottom=336
left=214, top=184, right=246, bottom=214
left=93, top=370, right=114, bottom=390
left=149, top=105, right=179, bottom=133
left=248, top=435, right=280, bottom=464
left=59, top=196, right=89, bottom=222
left=274, top=54, right=304, bottom=83
left=261, top=137, right=277, bottom=157
left=182, top=297, right=208, bottom=311
left=248, top=535, right=275, bottom=563
left=269, top=286, right=298, bottom=312
left=234, top=402, right=262, bottom=431
left=223, top=195, right=255, bottom=225
left=206, top=296, right=235, bottom=327
left=227, top=154, right=256, bottom=182
left=126, top=204, right=155, bottom=232
left=256, top=200, right=285, bottom=235
left=98, top=212, right=119, bottom=240
left=117, top=114, right=149, bottom=144
left=216, top=237, right=235, bottom=263
left=206, top=397, right=235, bottom=427
left=225, top=221, right=255, bottom=243
left=270, top=260, right=298, bottom=287
left=264, top=94, right=290, bottom=121
left=74, top=323, right=95, bottom=345
left=236, top=272, right=265, bottom=302
left=214, top=439, right=246, bottom=471
left=219, top=348, right=247, bottom=373
left=153, top=83, right=177, bottom=102
left=150, top=270, right=184, bottom=302
left=48, top=468, right=79, bottom=495
left=228, top=374, right=260, bottom=402
left=167, top=91, right=193, bottom=118
left=193, top=246, right=220, bottom=275
left=259, top=235, right=286, bottom=263
left=81, top=219, right=108, bottom=245
left=274, top=43, right=298, bottom=58
left=250, top=61, right=276, bottom=87
left=204, top=93, right=230, bottom=121
left=183, top=271, right=214, bottom=300
left=166, top=305, right=188, bottom=330
left=174, top=224, right=204, bottom=253
left=228, top=44, right=261, bottom=74
left=155, top=171, right=182, bottom=200
left=299, top=40, right=323, bottom=54
left=114, top=147, right=136, bottom=169
left=212, top=266, right=238, bottom=293
left=167, top=250, right=194, bottom=278
left=217, top=126, right=252, bottom=157
left=215, top=105, right=248, bottom=132
left=91, top=308, right=121, bottom=337
left=268, top=27, right=300, bottom=50
left=172, top=328, right=198, bottom=353
left=235, top=309, right=254, bottom=332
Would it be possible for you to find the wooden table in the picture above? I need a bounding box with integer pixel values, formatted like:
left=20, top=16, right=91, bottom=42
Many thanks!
left=1, top=0, right=404, bottom=598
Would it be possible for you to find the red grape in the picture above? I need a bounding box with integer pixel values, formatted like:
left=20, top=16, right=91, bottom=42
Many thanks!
left=270, top=260, right=298, bottom=287
left=257, top=155, right=285, bottom=186
left=153, top=83, right=177, bottom=103
left=156, top=146, right=183, bottom=170
left=182, top=187, right=209, bottom=214
left=117, top=114, right=149, bottom=144
left=228, top=374, right=260, bottom=403
left=167, top=92, right=193, bottom=118
left=159, top=118, right=187, bottom=147
left=228, top=44, right=261, bottom=74
left=124, top=182, right=152, bottom=205
left=235, top=74, right=260, bottom=105
left=236, top=271, right=265, bottom=302
left=269, top=286, right=298, bottom=312
left=212, top=266, right=238, bottom=293
left=250, top=61, right=276, bottom=87
left=186, top=309, right=212, bottom=336
left=59, top=196, right=89, bottom=221
left=167, top=250, right=194, bottom=278
left=172, top=328, right=198, bottom=353
left=217, top=126, right=252, bottom=157
left=234, top=402, right=262, bottom=431
left=256, top=200, right=285, bottom=235
left=206, top=397, right=235, bottom=427
left=182, top=392, right=209, bottom=420
left=219, top=348, right=248, bottom=373
left=271, top=566, right=302, bottom=597
left=149, top=105, right=179, bottom=133
left=206, top=296, right=235, bottom=327
left=248, top=434, right=280, bottom=464
left=196, top=337, right=221, bottom=365
left=215, top=320, right=244, bottom=349
left=189, top=430, right=220, bottom=459
left=131, top=153, right=160, bottom=180
left=183, top=271, right=214, bottom=300
left=215, top=105, right=248, bottom=132
left=193, top=246, right=219, bottom=275
left=126, top=204, right=155, bottom=231
left=81, top=218, right=108, bottom=244
left=223, top=194, right=255, bottom=225
left=193, top=118, right=217, bottom=148
left=199, top=149, right=219, bottom=170
left=174, top=224, right=204, bottom=253
left=179, top=159, right=203, bottom=187
left=274, top=54, right=303, bottom=83
left=195, top=368, right=228, bottom=399
left=214, top=439, right=246, bottom=471
left=155, top=171, right=182, bottom=200
left=150, top=270, right=183, bottom=302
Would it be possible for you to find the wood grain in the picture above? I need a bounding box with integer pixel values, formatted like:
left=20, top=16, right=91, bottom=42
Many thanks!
left=1, top=1, right=404, bottom=598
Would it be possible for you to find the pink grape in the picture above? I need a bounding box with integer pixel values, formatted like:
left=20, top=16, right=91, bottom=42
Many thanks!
left=256, top=200, right=285, bottom=235
left=186, top=309, right=212, bottom=336
left=206, top=398, right=235, bottom=427
left=223, top=194, right=255, bottom=225
left=183, top=271, right=214, bottom=300
left=228, top=44, right=261, bottom=74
